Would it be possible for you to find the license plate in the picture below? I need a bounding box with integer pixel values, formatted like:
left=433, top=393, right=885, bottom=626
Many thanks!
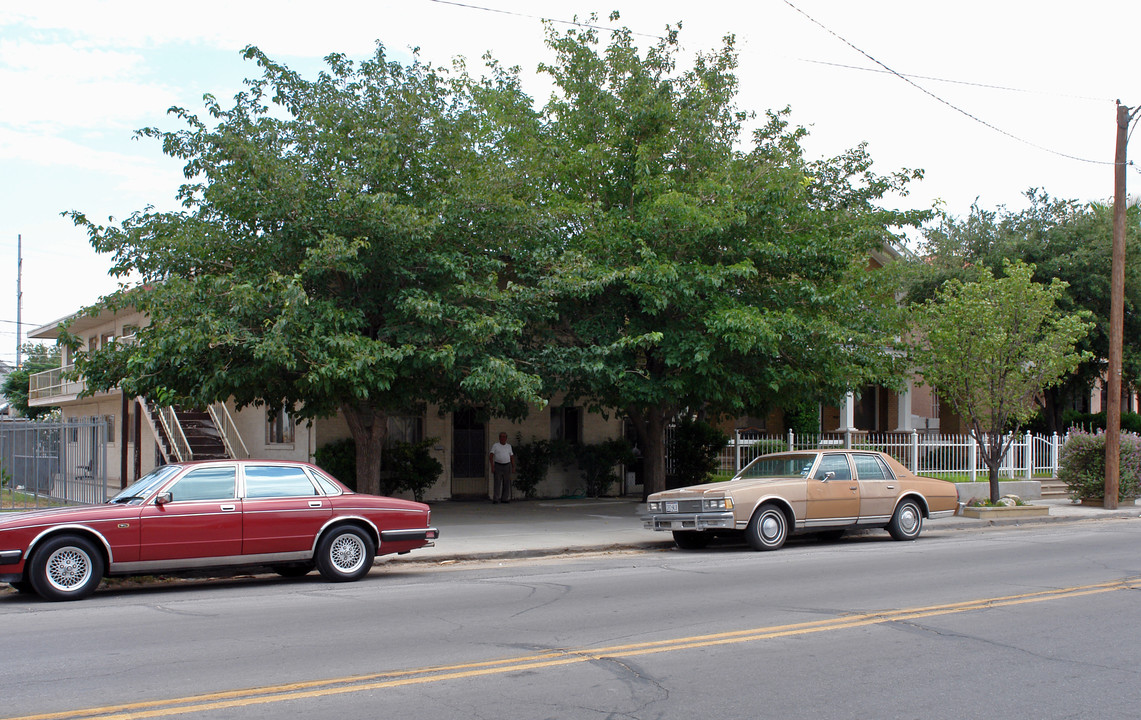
left=665, top=501, right=679, bottom=513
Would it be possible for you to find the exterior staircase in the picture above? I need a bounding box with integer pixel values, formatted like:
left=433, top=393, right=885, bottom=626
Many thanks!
left=139, top=401, right=245, bottom=463
left=1039, top=478, right=1069, bottom=499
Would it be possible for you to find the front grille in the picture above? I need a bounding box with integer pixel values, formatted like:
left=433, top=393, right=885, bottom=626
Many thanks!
left=663, top=499, right=703, bottom=513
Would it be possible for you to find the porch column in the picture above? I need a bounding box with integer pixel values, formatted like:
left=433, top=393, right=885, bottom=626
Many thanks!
left=837, top=392, right=856, bottom=431
left=895, top=384, right=913, bottom=431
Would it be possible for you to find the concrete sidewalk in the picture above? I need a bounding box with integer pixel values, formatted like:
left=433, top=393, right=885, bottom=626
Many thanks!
left=393, top=496, right=1141, bottom=564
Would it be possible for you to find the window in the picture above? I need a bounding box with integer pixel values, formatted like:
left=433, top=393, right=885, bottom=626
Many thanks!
left=103, top=414, right=115, bottom=444
left=815, top=454, right=852, bottom=481
left=244, top=465, right=318, bottom=498
left=267, top=407, right=295, bottom=444
left=851, top=454, right=893, bottom=481
left=167, top=466, right=236, bottom=502
left=386, top=415, right=423, bottom=446
left=550, top=407, right=582, bottom=444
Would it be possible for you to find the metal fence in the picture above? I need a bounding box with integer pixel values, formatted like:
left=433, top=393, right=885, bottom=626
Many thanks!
left=0, top=418, right=109, bottom=509
left=715, top=429, right=1064, bottom=480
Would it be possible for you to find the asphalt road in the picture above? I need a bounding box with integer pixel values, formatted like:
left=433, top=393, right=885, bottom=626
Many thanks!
left=2, top=518, right=1140, bottom=720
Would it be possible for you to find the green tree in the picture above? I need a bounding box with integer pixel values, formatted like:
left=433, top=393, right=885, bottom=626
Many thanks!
left=1, top=344, right=61, bottom=419
left=910, top=260, right=1092, bottom=500
left=66, top=45, right=550, bottom=494
left=532, top=17, right=925, bottom=496
left=908, top=190, right=1141, bottom=431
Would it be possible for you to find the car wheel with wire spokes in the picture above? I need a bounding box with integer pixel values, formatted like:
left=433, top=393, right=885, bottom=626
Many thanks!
left=28, top=534, right=104, bottom=601
left=315, top=526, right=375, bottom=582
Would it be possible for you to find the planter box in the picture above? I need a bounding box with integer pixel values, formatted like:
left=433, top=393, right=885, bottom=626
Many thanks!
left=955, top=480, right=1042, bottom=502
left=961, top=504, right=1050, bottom=519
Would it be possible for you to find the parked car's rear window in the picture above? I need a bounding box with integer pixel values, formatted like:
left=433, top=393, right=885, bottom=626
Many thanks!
left=244, top=465, right=319, bottom=498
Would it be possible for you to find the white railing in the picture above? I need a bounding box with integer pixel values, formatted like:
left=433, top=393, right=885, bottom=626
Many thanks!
left=718, top=430, right=1064, bottom=480
left=28, top=365, right=86, bottom=401
left=208, top=403, right=248, bottom=459
left=156, top=406, right=192, bottom=462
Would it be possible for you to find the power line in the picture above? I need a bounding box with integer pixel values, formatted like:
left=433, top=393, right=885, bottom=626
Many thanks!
left=797, top=58, right=1115, bottom=104
left=782, top=0, right=1120, bottom=168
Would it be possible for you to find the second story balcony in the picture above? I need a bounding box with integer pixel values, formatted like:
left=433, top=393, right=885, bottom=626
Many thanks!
left=29, top=365, right=88, bottom=405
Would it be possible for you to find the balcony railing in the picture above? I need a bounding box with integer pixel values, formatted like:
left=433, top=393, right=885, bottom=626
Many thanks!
left=28, top=365, right=86, bottom=402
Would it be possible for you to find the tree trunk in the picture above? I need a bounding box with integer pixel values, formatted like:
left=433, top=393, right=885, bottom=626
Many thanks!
left=628, top=406, right=669, bottom=498
left=341, top=401, right=388, bottom=496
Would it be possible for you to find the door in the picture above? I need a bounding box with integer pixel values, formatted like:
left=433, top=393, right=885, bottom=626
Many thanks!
left=451, top=408, right=487, bottom=497
left=806, top=453, right=859, bottom=524
left=851, top=453, right=900, bottom=521
left=139, top=465, right=241, bottom=560
left=240, top=464, right=332, bottom=555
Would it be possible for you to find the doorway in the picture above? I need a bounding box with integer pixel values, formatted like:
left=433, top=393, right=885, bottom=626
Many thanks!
left=451, top=408, right=487, bottom=498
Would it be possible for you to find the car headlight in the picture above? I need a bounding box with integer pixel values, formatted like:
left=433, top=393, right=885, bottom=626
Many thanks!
left=702, top=498, right=733, bottom=511
left=647, top=501, right=661, bottom=512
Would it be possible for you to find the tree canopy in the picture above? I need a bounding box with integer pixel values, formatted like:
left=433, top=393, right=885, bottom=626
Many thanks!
left=1, top=344, right=62, bottom=419
left=907, top=190, right=1141, bottom=431
left=909, top=260, right=1091, bottom=499
left=68, top=44, right=552, bottom=494
left=532, top=19, right=926, bottom=494
left=67, top=20, right=931, bottom=498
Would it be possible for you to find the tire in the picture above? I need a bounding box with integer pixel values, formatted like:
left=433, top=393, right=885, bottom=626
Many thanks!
left=28, top=534, right=104, bottom=601
left=315, top=526, right=375, bottom=582
left=887, top=499, right=924, bottom=541
left=273, top=562, right=315, bottom=578
left=745, top=504, right=788, bottom=551
left=672, top=531, right=712, bottom=550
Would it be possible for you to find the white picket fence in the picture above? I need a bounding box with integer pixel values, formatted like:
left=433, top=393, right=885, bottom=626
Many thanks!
left=717, top=430, right=1064, bottom=480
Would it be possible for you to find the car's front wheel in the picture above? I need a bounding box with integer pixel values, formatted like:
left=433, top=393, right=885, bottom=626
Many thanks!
left=745, top=504, right=788, bottom=551
left=887, top=499, right=924, bottom=541
left=671, top=530, right=711, bottom=550
left=315, top=526, right=375, bottom=582
left=28, top=534, right=104, bottom=601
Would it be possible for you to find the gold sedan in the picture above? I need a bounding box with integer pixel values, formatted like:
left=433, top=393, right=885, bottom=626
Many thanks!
left=643, top=450, right=959, bottom=550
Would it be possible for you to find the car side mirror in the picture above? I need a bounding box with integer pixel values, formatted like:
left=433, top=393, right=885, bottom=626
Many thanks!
left=819, top=471, right=835, bottom=483
left=154, top=492, right=172, bottom=506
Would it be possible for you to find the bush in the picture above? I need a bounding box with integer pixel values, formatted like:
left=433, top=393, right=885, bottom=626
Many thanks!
left=512, top=437, right=552, bottom=499
left=575, top=438, right=634, bottom=497
left=1062, top=411, right=1141, bottom=434
left=667, top=418, right=729, bottom=488
left=314, top=438, right=357, bottom=491
left=1057, top=429, right=1141, bottom=501
left=385, top=439, right=443, bottom=502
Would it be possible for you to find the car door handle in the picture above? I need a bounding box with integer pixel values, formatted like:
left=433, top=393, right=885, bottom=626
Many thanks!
left=849, top=486, right=858, bottom=491
left=886, top=485, right=896, bottom=490
left=309, top=501, right=323, bottom=508
left=220, top=505, right=236, bottom=511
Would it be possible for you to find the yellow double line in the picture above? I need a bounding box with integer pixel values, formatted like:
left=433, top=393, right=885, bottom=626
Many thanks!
left=13, top=577, right=1140, bottom=720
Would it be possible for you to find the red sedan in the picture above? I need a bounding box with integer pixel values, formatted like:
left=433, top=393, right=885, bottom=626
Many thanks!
left=0, top=460, right=438, bottom=601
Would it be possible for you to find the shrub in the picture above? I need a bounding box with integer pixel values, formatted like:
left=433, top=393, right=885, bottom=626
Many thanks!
left=667, top=418, right=729, bottom=488
left=575, top=438, right=634, bottom=497
left=314, top=438, right=357, bottom=491
left=1057, top=429, right=1141, bottom=501
left=512, top=436, right=552, bottom=499
left=385, top=439, right=443, bottom=502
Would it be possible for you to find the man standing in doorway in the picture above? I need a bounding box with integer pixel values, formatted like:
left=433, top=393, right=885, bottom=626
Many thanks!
left=489, top=432, right=514, bottom=503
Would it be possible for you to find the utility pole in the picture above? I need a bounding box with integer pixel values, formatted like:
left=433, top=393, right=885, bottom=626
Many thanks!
left=15, top=234, right=22, bottom=368
left=1106, top=101, right=1137, bottom=510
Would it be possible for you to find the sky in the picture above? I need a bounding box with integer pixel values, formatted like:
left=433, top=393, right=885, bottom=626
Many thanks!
left=2, top=0, right=1139, bottom=366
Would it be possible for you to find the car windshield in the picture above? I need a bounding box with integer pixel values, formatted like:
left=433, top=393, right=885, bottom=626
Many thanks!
left=736, top=453, right=819, bottom=480
left=107, top=465, right=182, bottom=504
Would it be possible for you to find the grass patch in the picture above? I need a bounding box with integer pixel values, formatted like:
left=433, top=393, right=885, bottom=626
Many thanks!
left=0, top=487, right=69, bottom=510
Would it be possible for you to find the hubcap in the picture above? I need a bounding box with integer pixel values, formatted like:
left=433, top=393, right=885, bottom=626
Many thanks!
left=899, top=506, right=920, bottom=534
left=330, top=534, right=365, bottom=573
left=46, top=547, right=92, bottom=592
left=761, top=514, right=782, bottom=541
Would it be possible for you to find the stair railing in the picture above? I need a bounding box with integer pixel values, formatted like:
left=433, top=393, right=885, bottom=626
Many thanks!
left=156, top=406, right=193, bottom=462
left=208, top=403, right=249, bottom=459
left=137, top=399, right=175, bottom=464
